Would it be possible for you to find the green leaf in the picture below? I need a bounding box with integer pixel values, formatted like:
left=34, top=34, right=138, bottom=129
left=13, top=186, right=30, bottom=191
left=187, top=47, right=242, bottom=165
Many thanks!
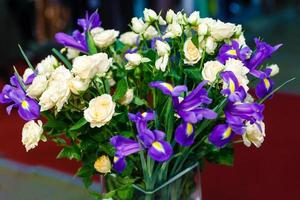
left=52, top=138, right=66, bottom=145
left=69, top=117, right=87, bottom=131
left=86, top=31, right=97, bottom=55
left=113, top=78, right=128, bottom=101
left=18, top=44, right=35, bottom=71
left=163, top=98, right=174, bottom=142
left=52, top=48, right=72, bottom=70
left=44, top=117, right=68, bottom=130
left=183, top=68, right=202, bottom=82
left=115, top=39, right=126, bottom=52
left=206, top=145, right=234, bottom=166
left=57, top=146, right=81, bottom=161
left=133, top=97, right=148, bottom=106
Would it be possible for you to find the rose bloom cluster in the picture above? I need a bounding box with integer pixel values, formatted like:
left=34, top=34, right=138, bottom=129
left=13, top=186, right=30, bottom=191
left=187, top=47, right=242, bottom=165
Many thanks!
left=0, top=9, right=282, bottom=195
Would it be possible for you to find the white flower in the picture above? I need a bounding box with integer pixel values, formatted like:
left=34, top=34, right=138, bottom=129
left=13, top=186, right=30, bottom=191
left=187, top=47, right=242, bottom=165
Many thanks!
left=66, top=48, right=80, bottom=60
left=243, top=121, right=266, bottom=148
left=36, top=55, right=58, bottom=77
left=72, top=53, right=112, bottom=79
left=158, top=16, right=166, bottom=25
left=119, top=89, right=134, bottom=105
left=163, top=22, right=182, bottom=39
left=187, top=11, right=200, bottom=26
left=210, top=20, right=236, bottom=41
left=176, top=12, right=187, bottom=25
left=166, top=9, right=176, bottom=24
left=205, top=36, right=218, bottom=55
left=236, top=33, right=246, bottom=47
left=197, top=23, right=208, bottom=35
left=119, top=32, right=139, bottom=46
left=93, top=29, right=119, bottom=48
left=131, top=17, right=146, bottom=33
left=143, top=8, right=158, bottom=23
left=26, top=75, right=48, bottom=98
left=234, top=24, right=243, bottom=36
left=125, top=53, right=150, bottom=70
left=143, top=26, right=159, bottom=40
left=184, top=38, right=202, bottom=65
left=267, top=64, right=279, bottom=76
left=69, top=76, right=90, bottom=95
left=94, top=155, right=112, bottom=174
left=245, top=93, right=254, bottom=103
left=84, top=94, right=116, bottom=128
left=39, top=66, right=71, bottom=112
left=22, top=120, right=44, bottom=152
left=202, top=61, right=224, bottom=83
left=224, top=58, right=250, bottom=91
left=155, top=55, right=169, bottom=72
left=90, top=27, right=104, bottom=37
left=23, top=68, right=34, bottom=83
left=155, top=40, right=170, bottom=56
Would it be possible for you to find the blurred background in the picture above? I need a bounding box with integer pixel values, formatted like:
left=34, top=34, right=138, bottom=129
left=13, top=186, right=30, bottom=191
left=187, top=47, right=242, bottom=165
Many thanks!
left=0, top=0, right=299, bottom=199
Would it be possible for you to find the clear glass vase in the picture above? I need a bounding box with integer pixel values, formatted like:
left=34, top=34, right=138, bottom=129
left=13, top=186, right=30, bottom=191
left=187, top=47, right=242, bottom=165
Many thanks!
left=100, top=164, right=202, bottom=200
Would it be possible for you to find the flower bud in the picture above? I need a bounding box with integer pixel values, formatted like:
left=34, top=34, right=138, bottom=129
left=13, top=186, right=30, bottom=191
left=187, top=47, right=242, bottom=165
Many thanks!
left=188, top=11, right=200, bottom=26
left=131, top=17, right=146, bottom=33
left=143, top=8, right=158, bottom=23
left=143, top=26, right=159, bottom=40
left=267, top=64, right=279, bottom=76
left=155, top=40, right=170, bottom=56
left=120, top=32, right=139, bottom=46
left=94, top=155, right=112, bottom=174
left=197, top=23, right=208, bottom=35
left=119, top=89, right=134, bottom=105
left=166, top=9, right=176, bottom=24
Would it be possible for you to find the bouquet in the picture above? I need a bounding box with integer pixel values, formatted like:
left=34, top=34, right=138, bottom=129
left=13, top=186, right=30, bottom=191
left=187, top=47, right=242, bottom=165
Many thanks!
left=0, top=8, right=293, bottom=200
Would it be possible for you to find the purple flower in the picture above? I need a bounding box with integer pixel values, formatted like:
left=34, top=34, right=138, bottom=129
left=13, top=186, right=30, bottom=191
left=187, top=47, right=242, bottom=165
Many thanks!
left=175, top=122, right=195, bottom=146
left=110, top=136, right=142, bottom=173
left=217, top=40, right=251, bottom=64
left=209, top=124, right=234, bottom=148
left=246, top=38, right=282, bottom=73
left=128, top=111, right=155, bottom=135
left=55, top=10, right=101, bottom=53
left=149, top=81, right=187, bottom=97
left=220, top=71, right=246, bottom=102
left=255, top=68, right=274, bottom=99
left=0, top=75, right=40, bottom=121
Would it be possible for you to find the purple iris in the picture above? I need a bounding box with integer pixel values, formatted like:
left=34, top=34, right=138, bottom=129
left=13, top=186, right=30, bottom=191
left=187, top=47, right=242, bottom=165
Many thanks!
left=246, top=38, right=282, bottom=77
left=209, top=102, right=264, bottom=148
left=217, top=40, right=252, bottom=64
left=149, top=81, right=187, bottom=97
left=0, top=75, right=40, bottom=121
left=175, top=122, right=195, bottom=146
left=255, top=68, right=274, bottom=99
left=128, top=110, right=155, bottom=135
left=220, top=71, right=246, bottom=102
left=55, top=10, right=101, bottom=53
left=110, top=136, right=142, bottom=173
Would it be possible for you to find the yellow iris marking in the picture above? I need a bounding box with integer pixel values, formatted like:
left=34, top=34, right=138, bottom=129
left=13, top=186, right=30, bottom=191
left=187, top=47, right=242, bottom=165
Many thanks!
left=161, top=83, right=174, bottom=92
left=227, top=49, right=237, bottom=56
left=222, top=127, right=232, bottom=140
left=21, top=101, right=29, bottom=109
left=264, top=78, right=270, bottom=89
left=186, top=123, right=193, bottom=136
left=229, top=79, right=235, bottom=93
left=113, top=156, right=119, bottom=163
left=152, top=141, right=165, bottom=153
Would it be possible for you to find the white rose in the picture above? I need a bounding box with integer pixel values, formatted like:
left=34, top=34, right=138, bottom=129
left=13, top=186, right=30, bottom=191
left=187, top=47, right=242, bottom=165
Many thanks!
left=131, top=17, right=146, bottom=33
left=119, top=89, right=134, bottom=105
left=235, top=24, right=243, bottom=36
left=143, top=26, right=159, bottom=40
left=39, top=66, right=71, bottom=112
left=205, top=36, right=218, bottom=55
left=155, top=55, right=169, bottom=72
left=267, top=64, right=279, bottom=76
left=119, top=32, right=139, bottom=46
left=188, top=11, right=200, bottom=26
left=243, top=121, right=266, bottom=148
left=210, top=20, right=236, bottom=41
left=36, top=55, right=58, bottom=77
left=163, top=22, right=182, bottom=39
left=22, top=120, right=44, bottom=152
left=26, top=75, right=48, bottom=98
left=125, top=53, right=150, bottom=70
left=143, top=8, right=158, bottom=23
left=84, top=94, right=116, bottom=128
left=23, top=68, right=34, bottom=83
left=69, top=76, right=90, bottom=95
left=202, top=61, right=224, bottom=83
left=93, top=29, right=119, bottom=48
left=184, top=38, right=202, bottom=65
left=72, top=55, right=97, bottom=80
left=66, top=48, right=80, bottom=60
left=176, top=12, right=187, bottom=25
left=224, top=58, right=250, bottom=91
left=197, top=23, right=208, bottom=35
left=90, top=27, right=104, bottom=37
left=166, top=9, right=176, bottom=24
left=155, top=40, right=170, bottom=56
left=158, top=16, right=166, bottom=25
left=91, top=53, right=112, bottom=77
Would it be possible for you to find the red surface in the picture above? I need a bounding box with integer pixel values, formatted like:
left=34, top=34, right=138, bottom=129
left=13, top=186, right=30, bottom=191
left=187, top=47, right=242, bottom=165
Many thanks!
left=0, top=78, right=299, bottom=199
